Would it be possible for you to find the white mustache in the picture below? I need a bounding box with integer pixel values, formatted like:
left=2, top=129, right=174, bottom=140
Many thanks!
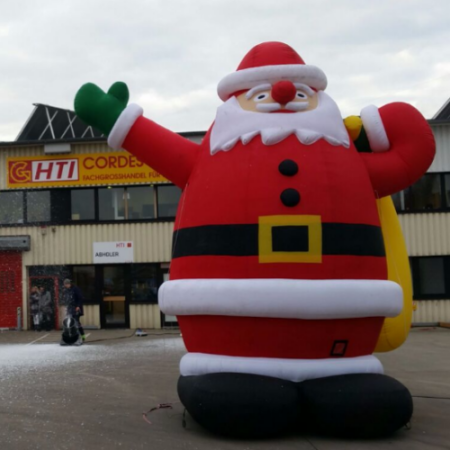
left=285, top=102, right=309, bottom=111
left=256, top=102, right=309, bottom=113
left=256, top=103, right=281, bottom=112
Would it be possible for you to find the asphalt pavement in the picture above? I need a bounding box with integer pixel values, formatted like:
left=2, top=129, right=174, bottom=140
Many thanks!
left=0, top=327, right=449, bottom=450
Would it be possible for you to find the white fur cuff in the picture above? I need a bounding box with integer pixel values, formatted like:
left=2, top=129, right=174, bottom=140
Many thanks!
left=108, top=103, right=143, bottom=150
left=180, top=353, right=384, bottom=382
left=217, top=64, right=327, bottom=101
left=360, top=105, right=390, bottom=152
left=159, top=278, right=403, bottom=320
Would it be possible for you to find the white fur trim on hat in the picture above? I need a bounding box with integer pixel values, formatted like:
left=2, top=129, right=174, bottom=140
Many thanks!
left=108, top=103, right=143, bottom=150
left=217, top=64, right=328, bottom=101
left=159, top=278, right=403, bottom=320
left=360, top=105, right=390, bottom=152
left=180, top=353, right=383, bottom=382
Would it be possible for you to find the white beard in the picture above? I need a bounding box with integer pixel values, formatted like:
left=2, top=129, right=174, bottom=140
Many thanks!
left=210, top=91, right=350, bottom=155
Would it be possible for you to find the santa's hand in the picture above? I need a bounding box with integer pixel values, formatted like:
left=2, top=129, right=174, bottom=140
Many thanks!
left=74, top=82, right=129, bottom=136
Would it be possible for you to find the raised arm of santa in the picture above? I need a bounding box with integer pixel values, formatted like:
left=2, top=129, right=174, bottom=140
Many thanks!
left=357, top=102, right=435, bottom=198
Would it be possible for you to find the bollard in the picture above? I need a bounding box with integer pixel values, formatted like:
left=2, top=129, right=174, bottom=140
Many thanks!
left=17, top=307, right=22, bottom=331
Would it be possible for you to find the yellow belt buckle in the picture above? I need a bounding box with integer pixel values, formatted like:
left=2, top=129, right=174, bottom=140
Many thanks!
left=258, top=215, right=322, bottom=263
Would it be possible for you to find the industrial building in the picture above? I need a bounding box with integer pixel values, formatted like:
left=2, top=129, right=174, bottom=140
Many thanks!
left=0, top=104, right=203, bottom=330
left=394, top=99, right=450, bottom=324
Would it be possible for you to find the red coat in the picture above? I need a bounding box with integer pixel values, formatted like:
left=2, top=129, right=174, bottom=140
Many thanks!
left=121, top=102, right=434, bottom=360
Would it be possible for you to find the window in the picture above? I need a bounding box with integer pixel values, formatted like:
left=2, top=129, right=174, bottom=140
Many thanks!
left=0, top=184, right=180, bottom=225
left=72, top=266, right=96, bottom=302
left=411, top=257, right=448, bottom=299
left=71, top=189, right=95, bottom=221
left=98, top=187, right=125, bottom=221
left=394, top=173, right=448, bottom=213
left=130, top=264, right=160, bottom=303
left=27, top=191, right=51, bottom=222
left=444, top=174, right=450, bottom=207
left=0, top=191, right=24, bottom=224
left=404, top=174, right=441, bottom=211
left=97, top=185, right=180, bottom=220
left=157, top=185, right=181, bottom=217
left=127, top=186, right=155, bottom=219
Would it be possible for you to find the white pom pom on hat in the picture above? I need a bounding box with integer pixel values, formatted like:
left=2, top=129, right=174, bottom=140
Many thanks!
left=217, top=42, right=327, bottom=101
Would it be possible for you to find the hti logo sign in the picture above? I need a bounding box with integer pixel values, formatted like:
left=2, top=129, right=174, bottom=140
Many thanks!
left=31, top=159, right=79, bottom=182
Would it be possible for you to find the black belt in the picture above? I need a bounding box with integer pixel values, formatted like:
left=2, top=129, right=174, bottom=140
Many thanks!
left=172, top=223, right=385, bottom=258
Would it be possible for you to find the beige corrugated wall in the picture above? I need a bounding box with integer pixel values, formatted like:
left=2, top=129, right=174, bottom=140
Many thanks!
left=80, top=305, right=101, bottom=329
left=399, top=213, right=450, bottom=256
left=414, top=300, right=450, bottom=324
left=129, top=304, right=161, bottom=329
left=0, top=222, right=173, bottom=265
left=399, top=213, right=450, bottom=323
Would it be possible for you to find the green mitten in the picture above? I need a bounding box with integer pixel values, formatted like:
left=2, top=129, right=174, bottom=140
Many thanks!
left=74, top=82, right=130, bottom=136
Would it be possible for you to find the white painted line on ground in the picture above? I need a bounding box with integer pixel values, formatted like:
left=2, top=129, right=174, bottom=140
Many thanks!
left=26, top=334, right=49, bottom=345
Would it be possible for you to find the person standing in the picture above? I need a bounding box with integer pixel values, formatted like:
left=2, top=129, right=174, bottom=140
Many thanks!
left=30, top=286, right=41, bottom=331
left=38, top=286, right=53, bottom=332
left=62, top=278, right=86, bottom=341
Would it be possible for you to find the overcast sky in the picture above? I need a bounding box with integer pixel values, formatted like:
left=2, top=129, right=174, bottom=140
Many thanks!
left=1, top=0, right=449, bottom=141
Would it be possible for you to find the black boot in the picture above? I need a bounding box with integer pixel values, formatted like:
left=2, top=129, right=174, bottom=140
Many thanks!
left=178, top=373, right=300, bottom=438
left=300, top=373, right=413, bottom=438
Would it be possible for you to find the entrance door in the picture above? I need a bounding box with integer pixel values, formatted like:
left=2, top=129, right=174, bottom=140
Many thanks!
left=101, top=265, right=128, bottom=328
left=29, top=276, right=59, bottom=330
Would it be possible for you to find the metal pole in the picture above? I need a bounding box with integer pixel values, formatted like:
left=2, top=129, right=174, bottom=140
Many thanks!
left=17, top=307, right=22, bottom=331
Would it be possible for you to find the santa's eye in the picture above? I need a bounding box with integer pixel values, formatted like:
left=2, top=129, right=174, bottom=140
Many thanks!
left=296, top=91, right=307, bottom=99
left=253, top=92, right=270, bottom=102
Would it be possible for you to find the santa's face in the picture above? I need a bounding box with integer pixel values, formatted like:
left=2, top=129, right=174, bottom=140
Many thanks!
left=210, top=83, right=349, bottom=154
left=236, top=81, right=318, bottom=113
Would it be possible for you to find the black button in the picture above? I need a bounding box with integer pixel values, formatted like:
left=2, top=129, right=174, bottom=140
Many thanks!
left=278, top=159, right=298, bottom=176
left=280, top=189, right=300, bottom=207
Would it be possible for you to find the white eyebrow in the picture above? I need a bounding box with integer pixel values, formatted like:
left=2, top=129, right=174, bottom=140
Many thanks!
left=245, top=83, right=272, bottom=99
left=294, top=83, right=315, bottom=97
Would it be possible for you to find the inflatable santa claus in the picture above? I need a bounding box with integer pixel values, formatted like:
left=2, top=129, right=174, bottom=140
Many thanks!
left=75, top=42, right=435, bottom=438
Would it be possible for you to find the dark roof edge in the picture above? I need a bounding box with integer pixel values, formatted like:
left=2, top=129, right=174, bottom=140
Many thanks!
left=32, top=102, right=74, bottom=113
left=0, top=137, right=107, bottom=148
left=15, top=105, right=38, bottom=141
left=432, top=97, right=450, bottom=120
left=428, top=119, right=450, bottom=125
left=0, top=131, right=207, bottom=148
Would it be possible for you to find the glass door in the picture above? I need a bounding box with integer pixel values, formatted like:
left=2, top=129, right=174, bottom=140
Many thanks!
left=102, top=265, right=127, bottom=328
left=161, top=271, right=178, bottom=328
left=29, top=276, right=59, bottom=331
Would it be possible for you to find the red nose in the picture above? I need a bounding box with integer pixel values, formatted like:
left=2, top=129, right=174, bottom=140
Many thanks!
left=271, top=81, right=296, bottom=104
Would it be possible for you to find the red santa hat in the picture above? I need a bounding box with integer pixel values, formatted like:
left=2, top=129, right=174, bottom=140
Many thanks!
left=217, top=42, right=327, bottom=101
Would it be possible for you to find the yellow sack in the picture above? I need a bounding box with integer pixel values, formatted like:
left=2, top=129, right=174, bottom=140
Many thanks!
left=375, top=197, right=413, bottom=352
